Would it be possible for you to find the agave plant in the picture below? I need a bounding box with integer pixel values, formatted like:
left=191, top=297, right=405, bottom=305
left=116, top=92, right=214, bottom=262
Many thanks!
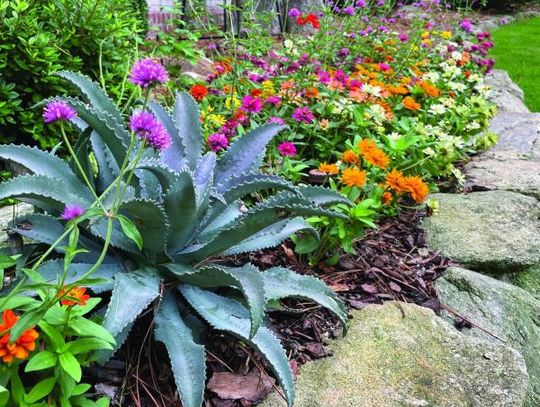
left=0, top=72, right=349, bottom=407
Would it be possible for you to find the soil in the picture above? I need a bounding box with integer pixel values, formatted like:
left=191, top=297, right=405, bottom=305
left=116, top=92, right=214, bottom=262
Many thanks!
left=90, top=208, right=450, bottom=407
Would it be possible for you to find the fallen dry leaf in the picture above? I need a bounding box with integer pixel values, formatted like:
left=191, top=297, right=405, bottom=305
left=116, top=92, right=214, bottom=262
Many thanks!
left=207, top=372, right=275, bottom=402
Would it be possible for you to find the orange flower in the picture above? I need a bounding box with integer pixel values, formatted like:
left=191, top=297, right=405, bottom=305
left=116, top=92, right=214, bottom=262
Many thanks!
left=341, top=150, right=359, bottom=164
left=318, top=162, right=339, bottom=175
left=341, top=168, right=366, bottom=188
left=386, top=169, right=407, bottom=193
left=250, top=88, right=263, bottom=97
left=359, top=139, right=390, bottom=169
left=387, top=84, right=409, bottom=95
left=382, top=191, right=393, bottom=205
left=319, top=119, right=330, bottom=130
left=304, top=87, right=319, bottom=99
left=0, top=310, right=38, bottom=363
left=281, top=79, right=295, bottom=91
left=420, top=81, right=440, bottom=98
left=58, top=286, right=91, bottom=307
left=403, top=96, right=421, bottom=111
left=189, top=84, right=209, bottom=102
left=403, top=176, right=429, bottom=203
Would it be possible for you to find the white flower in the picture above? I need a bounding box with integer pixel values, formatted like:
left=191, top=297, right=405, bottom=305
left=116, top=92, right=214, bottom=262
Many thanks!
left=424, top=72, right=440, bottom=83
left=429, top=104, right=447, bottom=115
left=450, top=82, right=467, bottom=92
left=466, top=121, right=481, bottom=131
left=451, top=51, right=462, bottom=61
left=363, top=84, right=383, bottom=98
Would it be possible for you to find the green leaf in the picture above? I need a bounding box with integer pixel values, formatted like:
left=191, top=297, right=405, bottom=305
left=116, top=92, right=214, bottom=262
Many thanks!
left=71, top=383, right=91, bottom=396
left=70, top=317, right=115, bottom=344
left=176, top=263, right=265, bottom=338
left=121, top=198, right=168, bottom=255
left=67, top=338, right=114, bottom=354
left=297, top=185, right=352, bottom=207
left=117, top=215, right=143, bottom=251
left=37, top=261, right=120, bottom=293
left=59, top=351, right=82, bottom=381
left=25, top=351, right=58, bottom=372
left=102, top=269, right=160, bottom=341
left=180, top=285, right=295, bottom=407
left=218, top=173, right=296, bottom=202
left=25, top=377, right=56, bottom=403
left=10, top=307, right=44, bottom=343
left=38, top=321, right=65, bottom=349
left=0, top=384, right=9, bottom=406
left=262, top=267, right=348, bottom=332
left=154, top=293, right=205, bottom=407
left=172, top=92, right=203, bottom=171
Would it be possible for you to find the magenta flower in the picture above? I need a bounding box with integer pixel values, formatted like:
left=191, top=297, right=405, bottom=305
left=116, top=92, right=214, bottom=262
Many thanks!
left=241, top=95, right=263, bottom=114
left=288, top=8, right=301, bottom=18
left=129, top=58, right=169, bottom=88
left=265, top=95, right=282, bottom=105
left=130, top=111, right=171, bottom=151
left=267, top=116, right=286, bottom=125
left=208, top=133, right=229, bottom=151
left=292, top=107, right=314, bottom=124
left=399, top=33, right=409, bottom=42
left=378, top=63, right=391, bottom=71
left=460, top=19, right=473, bottom=33
left=43, top=101, right=77, bottom=124
left=61, top=204, right=85, bottom=221
left=343, top=6, right=355, bottom=15
left=277, top=141, right=296, bottom=157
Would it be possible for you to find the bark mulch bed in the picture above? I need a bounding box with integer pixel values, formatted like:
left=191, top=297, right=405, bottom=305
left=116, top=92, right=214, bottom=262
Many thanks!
left=89, top=208, right=451, bottom=407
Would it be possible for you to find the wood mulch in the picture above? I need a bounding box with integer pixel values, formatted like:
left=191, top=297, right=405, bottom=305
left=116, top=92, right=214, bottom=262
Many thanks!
left=92, top=208, right=450, bottom=407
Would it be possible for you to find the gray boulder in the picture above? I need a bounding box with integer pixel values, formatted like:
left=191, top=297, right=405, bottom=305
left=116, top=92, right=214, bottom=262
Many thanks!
left=486, top=70, right=529, bottom=113
left=422, top=191, right=540, bottom=272
left=436, top=267, right=540, bottom=406
left=260, top=302, right=528, bottom=407
left=487, top=112, right=540, bottom=155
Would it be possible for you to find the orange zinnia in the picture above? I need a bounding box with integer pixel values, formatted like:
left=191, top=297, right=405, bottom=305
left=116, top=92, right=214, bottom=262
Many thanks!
left=318, top=162, right=339, bottom=175
left=386, top=169, right=407, bottom=193
left=403, top=176, right=429, bottom=203
left=420, top=81, right=440, bottom=98
left=403, top=96, right=421, bottom=111
left=341, top=168, right=366, bottom=188
left=341, top=150, right=359, bottom=164
left=304, top=87, right=319, bottom=99
left=0, top=310, right=39, bottom=363
left=382, top=191, right=393, bottom=205
left=58, top=286, right=91, bottom=307
left=359, top=139, right=390, bottom=169
left=189, top=84, right=209, bottom=102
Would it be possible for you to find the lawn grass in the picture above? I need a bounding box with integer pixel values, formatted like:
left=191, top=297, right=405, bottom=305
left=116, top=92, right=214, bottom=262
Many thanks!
left=490, top=17, right=540, bottom=112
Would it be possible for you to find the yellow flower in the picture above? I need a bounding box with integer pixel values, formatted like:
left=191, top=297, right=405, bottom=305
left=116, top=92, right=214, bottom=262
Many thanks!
left=208, top=114, right=226, bottom=127
left=421, top=31, right=430, bottom=39
left=441, top=31, right=452, bottom=39
left=225, top=96, right=240, bottom=109
left=261, top=80, right=275, bottom=98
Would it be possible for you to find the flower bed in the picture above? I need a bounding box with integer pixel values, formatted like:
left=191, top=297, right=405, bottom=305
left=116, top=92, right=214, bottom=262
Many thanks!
left=0, top=1, right=498, bottom=406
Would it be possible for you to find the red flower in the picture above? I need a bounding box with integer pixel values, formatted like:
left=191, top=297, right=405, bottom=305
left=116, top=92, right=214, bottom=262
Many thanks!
left=250, top=88, right=263, bottom=97
left=189, top=84, right=209, bottom=102
left=296, top=13, right=320, bottom=29
left=58, top=286, right=91, bottom=307
left=0, top=310, right=39, bottom=363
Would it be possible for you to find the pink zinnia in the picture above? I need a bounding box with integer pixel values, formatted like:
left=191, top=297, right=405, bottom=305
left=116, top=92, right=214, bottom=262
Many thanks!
left=241, top=95, right=263, bottom=114
left=277, top=141, right=296, bottom=157
left=43, top=101, right=77, bottom=124
left=129, top=58, right=169, bottom=88
left=207, top=133, right=229, bottom=151
left=291, top=107, right=314, bottom=124
left=265, top=95, right=281, bottom=105
left=267, top=116, right=286, bottom=125
left=61, top=204, right=85, bottom=221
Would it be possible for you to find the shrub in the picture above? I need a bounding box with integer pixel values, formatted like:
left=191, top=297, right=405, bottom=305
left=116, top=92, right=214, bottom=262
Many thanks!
left=0, top=69, right=348, bottom=407
left=0, top=0, right=143, bottom=149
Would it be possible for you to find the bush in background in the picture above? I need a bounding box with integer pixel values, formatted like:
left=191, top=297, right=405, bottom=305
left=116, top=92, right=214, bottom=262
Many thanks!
left=0, top=0, right=143, bottom=149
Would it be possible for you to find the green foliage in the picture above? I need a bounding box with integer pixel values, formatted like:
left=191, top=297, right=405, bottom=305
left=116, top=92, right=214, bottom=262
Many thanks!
left=0, top=0, right=143, bottom=148
left=0, top=73, right=349, bottom=407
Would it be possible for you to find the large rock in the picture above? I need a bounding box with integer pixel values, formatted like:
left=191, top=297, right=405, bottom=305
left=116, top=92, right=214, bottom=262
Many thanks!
left=422, top=191, right=540, bottom=272
left=487, top=112, right=540, bottom=155
left=0, top=203, right=33, bottom=243
left=510, top=264, right=540, bottom=301
left=436, top=267, right=540, bottom=406
left=260, top=302, right=528, bottom=407
left=465, top=151, right=540, bottom=199
left=485, top=70, right=529, bottom=113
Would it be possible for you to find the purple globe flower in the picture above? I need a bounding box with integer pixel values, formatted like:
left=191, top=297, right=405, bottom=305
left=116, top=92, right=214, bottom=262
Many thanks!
left=288, top=8, right=301, bottom=18
left=207, top=133, right=229, bottom=151
left=129, top=58, right=169, bottom=88
left=460, top=19, right=473, bottom=33
left=130, top=111, right=171, bottom=151
left=43, top=101, right=77, bottom=124
left=277, top=141, right=296, bottom=157
left=61, top=204, right=85, bottom=221
left=355, top=0, right=366, bottom=7
left=343, top=6, right=355, bottom=15
left=292, top=107, right=315, bottom=124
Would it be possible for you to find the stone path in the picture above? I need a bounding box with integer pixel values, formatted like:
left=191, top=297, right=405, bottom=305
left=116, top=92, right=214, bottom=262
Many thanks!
left=422, top=70, right=540, bottom=407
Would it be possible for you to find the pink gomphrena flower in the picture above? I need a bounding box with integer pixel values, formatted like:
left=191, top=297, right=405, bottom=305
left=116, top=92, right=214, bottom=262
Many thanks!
left=399, top=33, right=409, bottom=42
left=129, top=58, right=169, bottom=88
left=43, top=101, right=77, bottom=124
left=207, top=133, right=229, bottom=152
left=343, top=6, right=355, bottom=15
left=292, top=107, right=315, bottom=124
left=130, top=111, right=171, bottom=151
left=241, top=95, right=263, bottom=114
left=61, top=204, right=85, bottom=221
left=460, top=19, right=473, bottom=33
left=277, top=141, right=296, bottom=157
left=266, top=117, right=286, bottom=125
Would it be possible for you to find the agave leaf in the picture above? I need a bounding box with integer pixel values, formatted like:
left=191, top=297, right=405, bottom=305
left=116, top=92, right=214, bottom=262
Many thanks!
left=263, top=267, right=348, bottom=332
left=193, top=152, right=216, bottom=210
left=137, top=159, right=178, bottom=192
left=37, top=260, right=122, bottom=293
left=121, top=198, right=168, bottom=255
left=103, top=269, right=161, bottom=341
left=180, top=285, right=294, bottom=407
left=215, top=123, right=285, bottom=188
left=195, top=202, right=243, bottom=243
left=173, top=263, right=265, bottom=338
left=297, top=185, right=352, bottom=207
left=148, top=101, right=188, bottom=172
left=173, top=93, right=203, bottom=171
left=164, top=172, right=198, bottom=256
left=56, top=71, right=124, bottom=132
left=154, top=293, right=206, bottom=407
left=90, top=133, right=119, bottom=193
left=69, top=127, right=94, bottom=189
left=0, top=175, right=92, bottom=213
left=223, top=217, right=318, bottom=255
left=219, top=173, right=296, bottom=203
